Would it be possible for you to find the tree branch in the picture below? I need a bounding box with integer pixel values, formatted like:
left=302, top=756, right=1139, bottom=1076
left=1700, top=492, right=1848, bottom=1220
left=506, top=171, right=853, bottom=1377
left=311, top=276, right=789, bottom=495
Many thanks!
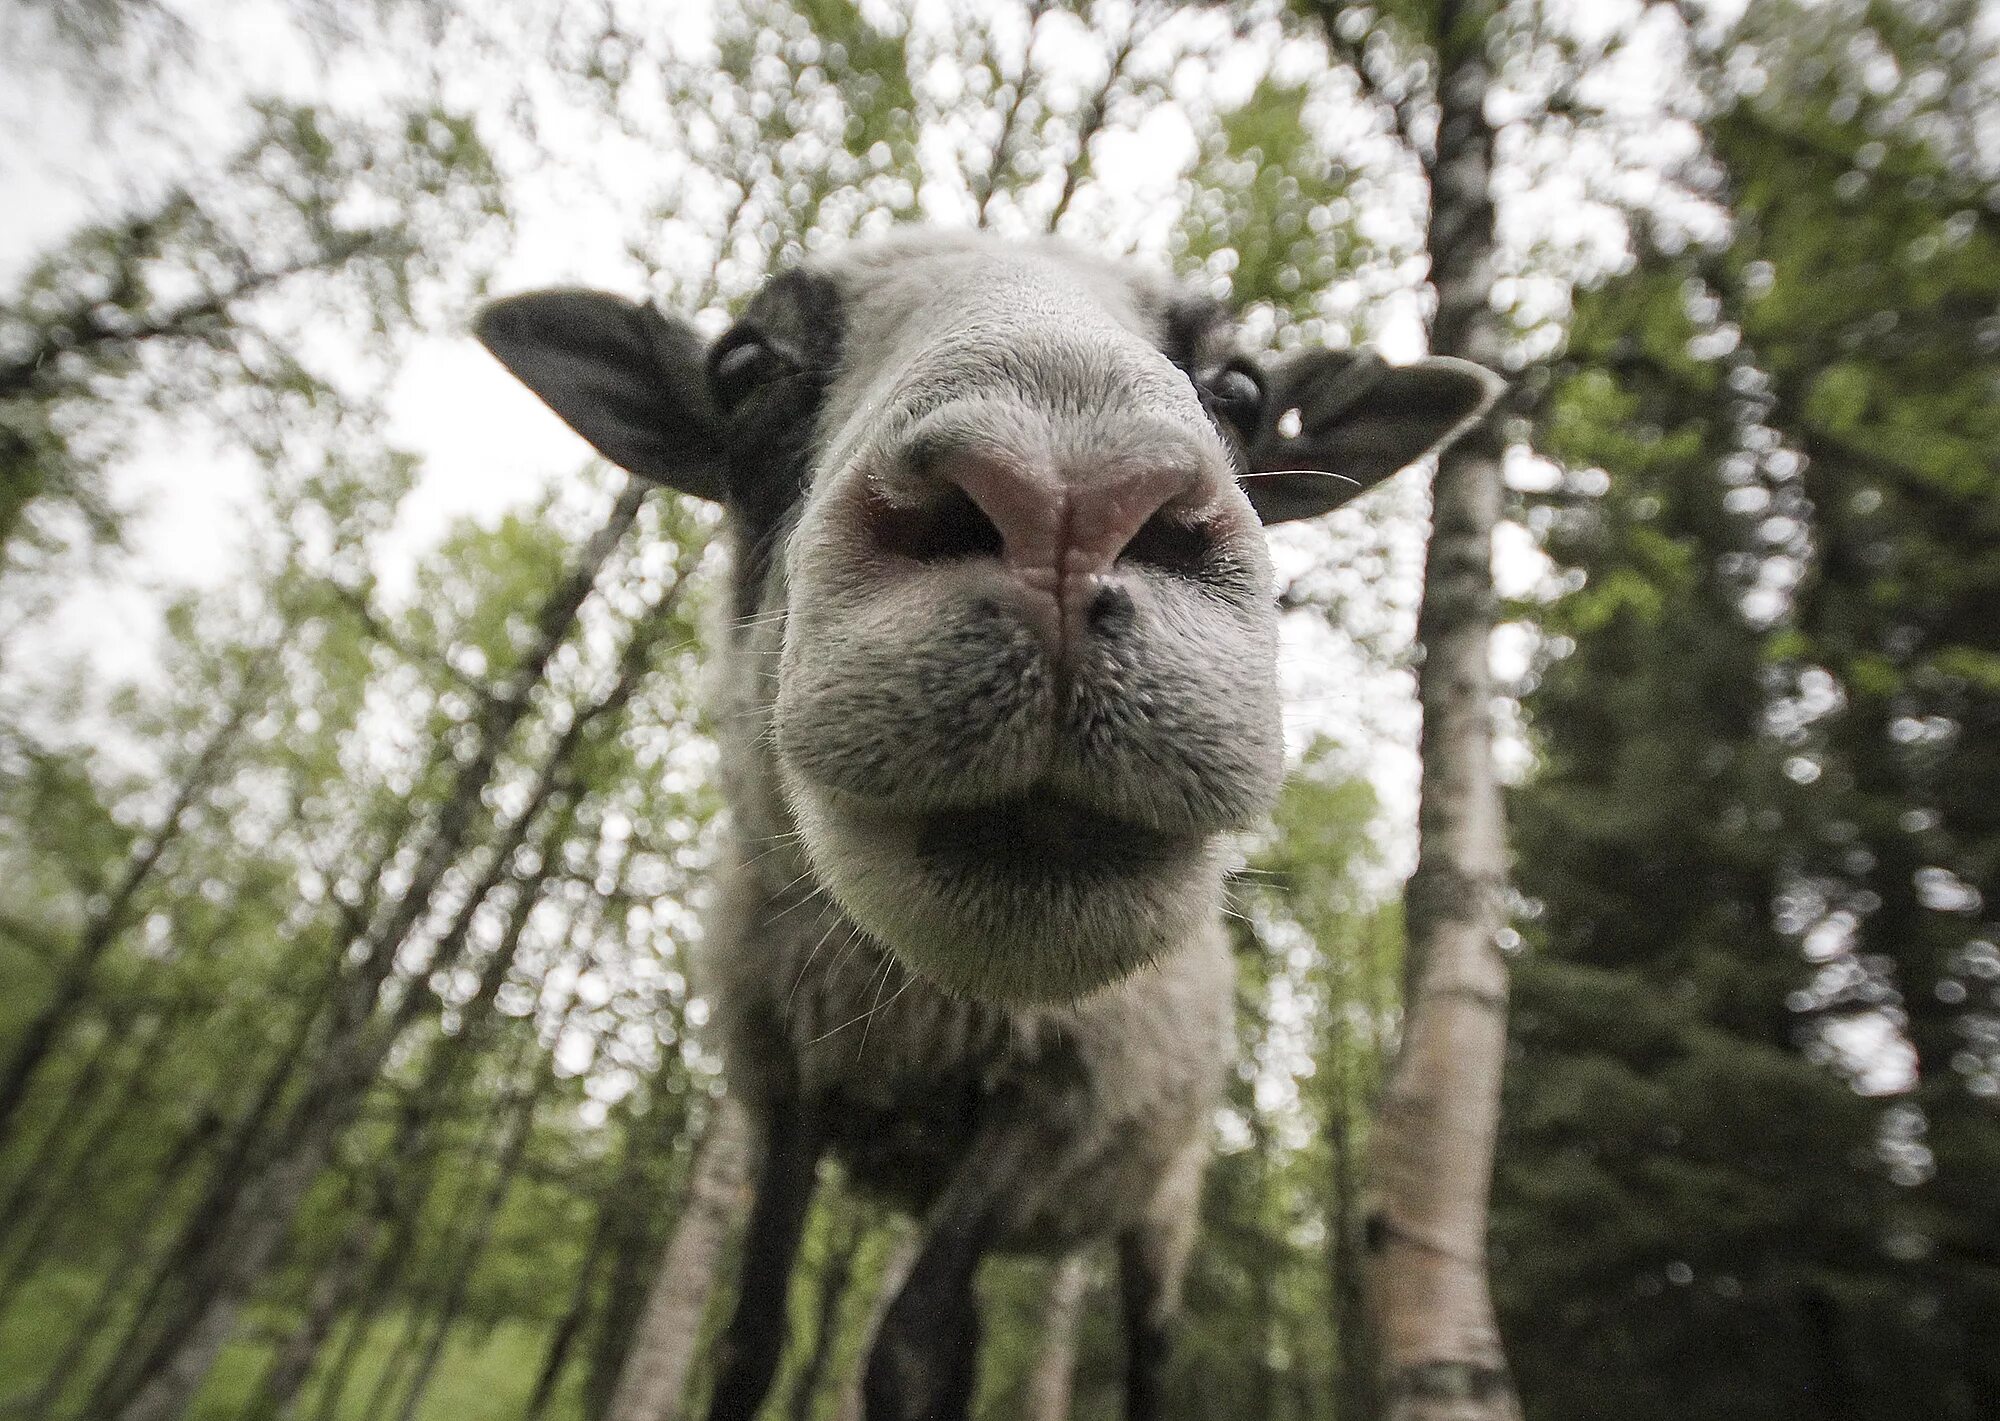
left=971, top=0, right=1054, bottom=228
left=1306, top=0, right=1423, bottom=157
left=1046, top=10, right=1143, bottom=233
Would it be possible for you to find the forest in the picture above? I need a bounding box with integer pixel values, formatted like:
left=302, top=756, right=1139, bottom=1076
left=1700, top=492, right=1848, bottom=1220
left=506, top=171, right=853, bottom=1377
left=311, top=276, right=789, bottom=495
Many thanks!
left=0, top=0, right=1994, bottom=1418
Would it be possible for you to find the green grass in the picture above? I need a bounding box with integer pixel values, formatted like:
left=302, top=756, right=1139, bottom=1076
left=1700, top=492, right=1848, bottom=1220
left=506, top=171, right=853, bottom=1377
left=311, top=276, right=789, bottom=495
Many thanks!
left=0, top=1267, right=584, bottom=1421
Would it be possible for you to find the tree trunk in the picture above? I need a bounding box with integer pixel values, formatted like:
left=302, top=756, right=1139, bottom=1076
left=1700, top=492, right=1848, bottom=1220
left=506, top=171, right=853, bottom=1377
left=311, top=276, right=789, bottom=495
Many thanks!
left=0, top=1130, right=213, bottom=1418
left=0, top=679, right=262, bottom=1144
left=568, top=1072, right=692, bottom=1416
left=1328, top=1094, right=1376, bottom=1421
left=0, top=1009, right=177, bottom=1319
left=1363, top=2, right=1522, bottom=1418
left=0, top=1014, right=127, bottom=1254
left=67, top=775, right=410, bottom=1419
left=784, top=1207, right=864, bottom=1421
left=112, top=834, right=561, bottom=1421
left=247, top=1212, right=383, bottom=1421
left=303, top=1250, right=399, bottom=1421
left=81, top=960, right=344, bottom=1419
left=253, top=847, right=594, bottom=1421
left=387, top=1056, right=548, bottom=1421
left=520, top=1206, right=611, bottom=1421
left=293, top=891, right=592, bottom=1421
left=604, top=1099, right=755, bottom=1421
left=828, top=1230, right=918, bottom=1421
left=1022, top=1253, right=1091, bottom=1421
left=360, top=1019, right=549, bottom=1421
left=100, top=493, right=665, bottom=1421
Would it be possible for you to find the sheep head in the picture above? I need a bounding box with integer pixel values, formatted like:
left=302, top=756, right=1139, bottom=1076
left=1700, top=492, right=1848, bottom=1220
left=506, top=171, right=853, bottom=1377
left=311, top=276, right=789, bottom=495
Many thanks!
left=477, top=231, right=1496, bottom=1006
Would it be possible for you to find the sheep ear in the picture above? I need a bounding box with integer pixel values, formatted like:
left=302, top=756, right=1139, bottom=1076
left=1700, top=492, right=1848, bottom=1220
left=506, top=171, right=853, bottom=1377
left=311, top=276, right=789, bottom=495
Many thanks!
left=475, top=289, right=728, bottom=501
left=1239, top=350, right=1502, bottom=525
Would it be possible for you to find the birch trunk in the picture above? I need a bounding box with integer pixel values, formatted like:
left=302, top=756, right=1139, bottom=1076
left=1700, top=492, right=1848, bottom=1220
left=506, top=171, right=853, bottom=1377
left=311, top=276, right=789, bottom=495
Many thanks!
left=829, top=1230, right=918, bottom=1421
left=604, top=1098, right=755, bottom=1421
left=1022, top=1253, right=1091, bottom=1421
left=1363, top=1, right=1521, bottom=1417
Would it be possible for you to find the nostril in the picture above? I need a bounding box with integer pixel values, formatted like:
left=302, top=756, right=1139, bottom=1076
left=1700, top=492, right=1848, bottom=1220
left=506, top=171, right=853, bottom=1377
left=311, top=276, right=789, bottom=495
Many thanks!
left=870, top=486, right=1007, bottom=564
left=1116, top=510, right=1215, bottom=579
left=1087, top=582, right=1135, bottom=634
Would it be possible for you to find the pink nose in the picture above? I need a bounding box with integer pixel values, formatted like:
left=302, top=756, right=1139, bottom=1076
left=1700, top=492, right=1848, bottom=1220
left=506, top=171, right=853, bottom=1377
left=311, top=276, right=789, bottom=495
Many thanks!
left=936, top=453, right=1213, bottom=660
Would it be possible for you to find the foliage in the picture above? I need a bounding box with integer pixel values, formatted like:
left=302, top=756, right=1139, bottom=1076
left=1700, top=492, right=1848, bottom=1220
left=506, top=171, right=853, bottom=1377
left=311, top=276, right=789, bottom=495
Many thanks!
left=1497, top=3, right=2000, bottom=1417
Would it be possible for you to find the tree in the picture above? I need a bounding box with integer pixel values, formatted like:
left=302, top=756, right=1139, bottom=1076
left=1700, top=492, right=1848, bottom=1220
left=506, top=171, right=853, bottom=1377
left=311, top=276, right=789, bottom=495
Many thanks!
left=1284, top=1, right=1522, bottom=1410
left=1496, top=3, right=2000, bottom=1418
left=1497, top=244, right=1913, bottom=1420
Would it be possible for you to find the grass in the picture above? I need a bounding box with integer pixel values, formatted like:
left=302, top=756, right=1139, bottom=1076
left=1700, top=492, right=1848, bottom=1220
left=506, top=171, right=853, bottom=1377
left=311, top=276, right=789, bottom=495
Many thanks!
left=0, top=1266, right=584, bottom=1421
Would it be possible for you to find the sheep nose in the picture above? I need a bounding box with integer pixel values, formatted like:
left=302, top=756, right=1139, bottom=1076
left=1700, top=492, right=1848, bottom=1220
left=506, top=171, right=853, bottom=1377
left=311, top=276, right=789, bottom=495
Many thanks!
left=882, top=451, right=1222, bottom=661
left=945, top=454, right=1198, bottom=581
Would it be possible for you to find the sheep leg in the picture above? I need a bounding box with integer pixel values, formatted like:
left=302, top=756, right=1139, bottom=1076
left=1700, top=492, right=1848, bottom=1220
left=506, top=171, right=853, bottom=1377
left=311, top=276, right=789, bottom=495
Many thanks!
left=703, top=1100, right=823, bottom=1421
left=1117, top=1223, right=1179, bottom=1421
left=861, top=1119, right=1033, bottom=1421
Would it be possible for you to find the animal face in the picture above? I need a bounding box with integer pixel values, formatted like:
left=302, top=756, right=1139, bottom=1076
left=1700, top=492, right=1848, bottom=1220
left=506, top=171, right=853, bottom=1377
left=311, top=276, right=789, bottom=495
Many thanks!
left=476, top=230, right=1496, bottom=1005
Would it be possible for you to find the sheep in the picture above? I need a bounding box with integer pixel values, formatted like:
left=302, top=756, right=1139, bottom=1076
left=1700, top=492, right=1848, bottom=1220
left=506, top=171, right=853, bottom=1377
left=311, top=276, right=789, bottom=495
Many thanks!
left=475, top=228, right=1496, bottom=1421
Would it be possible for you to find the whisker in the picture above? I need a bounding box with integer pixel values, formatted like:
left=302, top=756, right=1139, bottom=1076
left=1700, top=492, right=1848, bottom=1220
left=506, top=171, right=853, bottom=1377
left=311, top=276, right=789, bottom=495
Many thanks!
left=742, top=826, right=803, bottom=848
left=857, top=966, right=914, bottom=1060
left=823, top=933, right=867, bottom=993
left=1241, top=469, right=1361, bottom=487
left=740, top=836, right=804, bottom=871
left=810, top=955, right=898, bottom=1045
left=768, top=882, right=827, bottom=922
left=788, top=912, right=845, bottom=1011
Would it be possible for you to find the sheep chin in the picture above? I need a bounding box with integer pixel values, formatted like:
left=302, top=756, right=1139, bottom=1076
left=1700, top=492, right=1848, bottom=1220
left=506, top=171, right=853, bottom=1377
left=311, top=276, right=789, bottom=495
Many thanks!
left=785, top=781, right=1225, bottom=1006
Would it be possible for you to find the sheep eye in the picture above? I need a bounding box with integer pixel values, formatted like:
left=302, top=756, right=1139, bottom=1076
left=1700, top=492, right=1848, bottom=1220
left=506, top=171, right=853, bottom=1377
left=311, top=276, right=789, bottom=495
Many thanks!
left=1199, top=363, right=1264, bottom=435
left=711, top=334, right=791, bottom=411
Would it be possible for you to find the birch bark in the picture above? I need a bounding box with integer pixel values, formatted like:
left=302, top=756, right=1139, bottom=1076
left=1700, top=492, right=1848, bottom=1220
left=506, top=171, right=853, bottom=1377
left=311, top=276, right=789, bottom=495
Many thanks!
left=1359, top=2, right=1522, bottom=1416
left=1022, top=1253, right=1091, bottom=1421
left=604, top=1098, right=755, bottom=1421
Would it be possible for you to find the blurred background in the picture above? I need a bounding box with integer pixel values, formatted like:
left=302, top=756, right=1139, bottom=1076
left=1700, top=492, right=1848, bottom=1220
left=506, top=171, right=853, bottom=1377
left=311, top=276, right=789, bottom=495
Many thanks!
left=0, top=0, right=1994, bottom=1418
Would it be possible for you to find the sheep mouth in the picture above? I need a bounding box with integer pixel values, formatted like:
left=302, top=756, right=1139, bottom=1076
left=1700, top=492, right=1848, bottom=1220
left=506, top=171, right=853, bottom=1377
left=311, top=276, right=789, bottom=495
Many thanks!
left=913, top=796, right=1194, bottom=874
left=790, top=783, right=1225, bottom=1003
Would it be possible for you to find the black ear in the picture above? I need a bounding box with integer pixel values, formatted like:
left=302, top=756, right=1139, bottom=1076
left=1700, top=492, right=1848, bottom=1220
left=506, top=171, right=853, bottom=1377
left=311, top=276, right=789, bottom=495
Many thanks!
left=475, top=290, right=728, bottom=501
left=1239, top=349, right=1502, bottom=525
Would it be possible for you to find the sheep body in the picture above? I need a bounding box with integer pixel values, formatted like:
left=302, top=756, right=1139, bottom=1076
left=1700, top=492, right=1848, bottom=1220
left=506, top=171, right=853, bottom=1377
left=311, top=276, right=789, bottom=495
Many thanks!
left=699, top=848, right=1232, bottom=1252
